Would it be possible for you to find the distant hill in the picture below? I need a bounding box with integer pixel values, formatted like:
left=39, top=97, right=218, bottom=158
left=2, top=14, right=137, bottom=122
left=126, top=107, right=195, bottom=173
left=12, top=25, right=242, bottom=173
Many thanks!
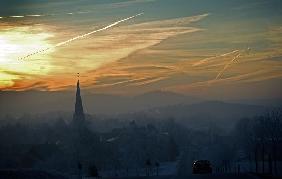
left=0, top=90, right=200, bottom=117
left=124, top=101, right=268, bottom=131
left=86, top=90, right=199, bottom=115
left=230, top=98, right=282, bottom=108
left=0, top=90, right=276, bottom=131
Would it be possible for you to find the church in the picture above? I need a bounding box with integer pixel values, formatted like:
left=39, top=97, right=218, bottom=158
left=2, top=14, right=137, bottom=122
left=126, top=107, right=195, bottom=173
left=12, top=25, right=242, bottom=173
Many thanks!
left=71, top=80, right=102, bottom=177
left=73, top=80, right=85, bottom=122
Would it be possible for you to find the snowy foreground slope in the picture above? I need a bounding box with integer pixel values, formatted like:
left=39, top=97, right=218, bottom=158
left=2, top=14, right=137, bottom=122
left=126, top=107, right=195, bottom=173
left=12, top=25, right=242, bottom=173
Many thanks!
left=100, top=162, right=177, bottom=178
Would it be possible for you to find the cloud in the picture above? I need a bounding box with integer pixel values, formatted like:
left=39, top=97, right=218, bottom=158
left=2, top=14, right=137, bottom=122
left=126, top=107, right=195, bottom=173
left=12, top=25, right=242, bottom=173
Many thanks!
left=107, top=0, right=157, bottom=8
left=129, top=76, right=168, bottom=86
left=0, top=13, right=209, bottom=90
left=19, top=13, right=144, bottom=60
left=2, top=9, right=281, bottom=96
left=232, top=1, right=269, bottom=11
left=165, top=70, right=269, bottom=92
left=0, top=0, right=155, bottom=19
left=92, top=44, right=282, bottom=95
left=47, top=13, right=208, bottom=76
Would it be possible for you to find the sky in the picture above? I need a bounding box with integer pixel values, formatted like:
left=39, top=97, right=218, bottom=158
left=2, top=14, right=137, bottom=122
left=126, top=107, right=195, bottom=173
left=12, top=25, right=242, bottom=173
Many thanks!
left=0, top=0, right=282, bottom=100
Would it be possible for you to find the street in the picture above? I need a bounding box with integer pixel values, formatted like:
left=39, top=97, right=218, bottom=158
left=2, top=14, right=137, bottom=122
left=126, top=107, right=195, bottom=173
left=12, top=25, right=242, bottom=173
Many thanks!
left=174, top=173, right=258, bottom=179
left=106, top=173, right=260, bottom=179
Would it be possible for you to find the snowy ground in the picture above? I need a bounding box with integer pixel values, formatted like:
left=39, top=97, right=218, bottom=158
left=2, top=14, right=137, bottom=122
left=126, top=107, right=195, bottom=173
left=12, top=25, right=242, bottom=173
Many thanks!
left=235, top=161, right=282, bottom=176
left=99, top=161, right=177, bottom=178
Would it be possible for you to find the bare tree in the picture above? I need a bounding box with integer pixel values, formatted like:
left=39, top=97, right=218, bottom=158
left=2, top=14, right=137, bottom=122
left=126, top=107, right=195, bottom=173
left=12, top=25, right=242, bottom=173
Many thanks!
left=263, top=109, right=282, bottom=175
left=252, top=109, right=282, bottom=175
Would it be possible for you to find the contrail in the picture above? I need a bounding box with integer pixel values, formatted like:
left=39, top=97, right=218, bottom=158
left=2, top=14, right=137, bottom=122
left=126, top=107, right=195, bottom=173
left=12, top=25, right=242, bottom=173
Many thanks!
left=9, top=16, right=24, bottom=18
left=0, top=11, right=92, bottom=19
left=214, top=47, right=251, bottom=80
left=214, top=52, right=241, bottom=80
left=26, top=14, right=44, bottom=17
left=19, top=13, right=144, bottom=60
left=192, top=50, right=239, bottom=67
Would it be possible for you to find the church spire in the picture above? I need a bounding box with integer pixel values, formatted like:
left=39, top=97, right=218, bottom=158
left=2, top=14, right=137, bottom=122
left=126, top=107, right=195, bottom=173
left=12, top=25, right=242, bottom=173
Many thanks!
left=73, top=80, right=85, bottom=121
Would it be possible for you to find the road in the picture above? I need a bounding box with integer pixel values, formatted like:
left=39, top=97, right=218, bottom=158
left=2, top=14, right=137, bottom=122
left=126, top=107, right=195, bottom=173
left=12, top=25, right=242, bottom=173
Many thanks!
left=106, top=173, right=260, bottom=179
left=173, top=173, right=258, bottom=179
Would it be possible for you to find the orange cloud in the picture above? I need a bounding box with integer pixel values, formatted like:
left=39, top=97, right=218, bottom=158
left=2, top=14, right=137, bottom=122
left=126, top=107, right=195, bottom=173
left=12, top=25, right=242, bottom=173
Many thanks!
left=0, top=13, right=209, bottom=91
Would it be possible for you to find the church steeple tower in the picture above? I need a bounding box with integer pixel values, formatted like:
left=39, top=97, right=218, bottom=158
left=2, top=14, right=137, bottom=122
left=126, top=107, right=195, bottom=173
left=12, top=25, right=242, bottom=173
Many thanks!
left=73, top=80, right=85, bottom=121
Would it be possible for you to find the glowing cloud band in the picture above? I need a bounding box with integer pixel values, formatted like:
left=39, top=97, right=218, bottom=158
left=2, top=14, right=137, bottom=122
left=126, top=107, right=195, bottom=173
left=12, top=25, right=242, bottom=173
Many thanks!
left=19, top=13, right=144, bottom=60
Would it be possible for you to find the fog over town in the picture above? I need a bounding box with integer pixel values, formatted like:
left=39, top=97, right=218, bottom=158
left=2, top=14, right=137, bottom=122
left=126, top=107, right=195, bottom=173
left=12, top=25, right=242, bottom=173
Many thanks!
left=0, top=0, right=282, bottom=179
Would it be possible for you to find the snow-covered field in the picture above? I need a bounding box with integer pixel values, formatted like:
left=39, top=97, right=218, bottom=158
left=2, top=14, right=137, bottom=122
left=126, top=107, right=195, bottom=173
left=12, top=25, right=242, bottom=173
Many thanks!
left=99, top=161, right=177, bottom=178
left=235, top=161, right=282, bottom=176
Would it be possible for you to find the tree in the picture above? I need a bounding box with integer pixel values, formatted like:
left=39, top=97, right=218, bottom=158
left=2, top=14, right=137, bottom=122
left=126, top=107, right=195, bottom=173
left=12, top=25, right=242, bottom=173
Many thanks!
left=252, top=109, right=282, bottom=175
left=145, top=159, right=151, bottom=176
left=233, top=118, right=256, bottom=172
left=262, top=109, right=282, bottom=175
left=89, top=164, right=99, bottom=178
left=155, top=162, right=160, bottom=176
left=254, top=116, right=267, bottom=174
left=168, top=136, right=179, bottom=161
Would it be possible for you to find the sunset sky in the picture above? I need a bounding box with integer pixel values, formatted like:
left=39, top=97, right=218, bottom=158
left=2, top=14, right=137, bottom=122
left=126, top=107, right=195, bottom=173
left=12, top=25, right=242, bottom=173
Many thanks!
left=0, top=0, right=282, bottom=100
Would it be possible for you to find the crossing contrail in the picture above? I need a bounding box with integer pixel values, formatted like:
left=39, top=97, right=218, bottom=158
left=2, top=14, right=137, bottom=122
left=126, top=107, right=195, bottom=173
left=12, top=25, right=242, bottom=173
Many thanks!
left=215, top=52, right=241, bottom=80
left=214, top=47, right=251, bottom=80
left=19, top=13, right=144, bottom=60
left=192, top=50, right=239, bottom=67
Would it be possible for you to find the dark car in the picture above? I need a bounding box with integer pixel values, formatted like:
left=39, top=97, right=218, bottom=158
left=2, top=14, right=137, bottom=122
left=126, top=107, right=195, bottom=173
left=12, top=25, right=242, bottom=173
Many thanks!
left=192, top=160, right=212, bottom=174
